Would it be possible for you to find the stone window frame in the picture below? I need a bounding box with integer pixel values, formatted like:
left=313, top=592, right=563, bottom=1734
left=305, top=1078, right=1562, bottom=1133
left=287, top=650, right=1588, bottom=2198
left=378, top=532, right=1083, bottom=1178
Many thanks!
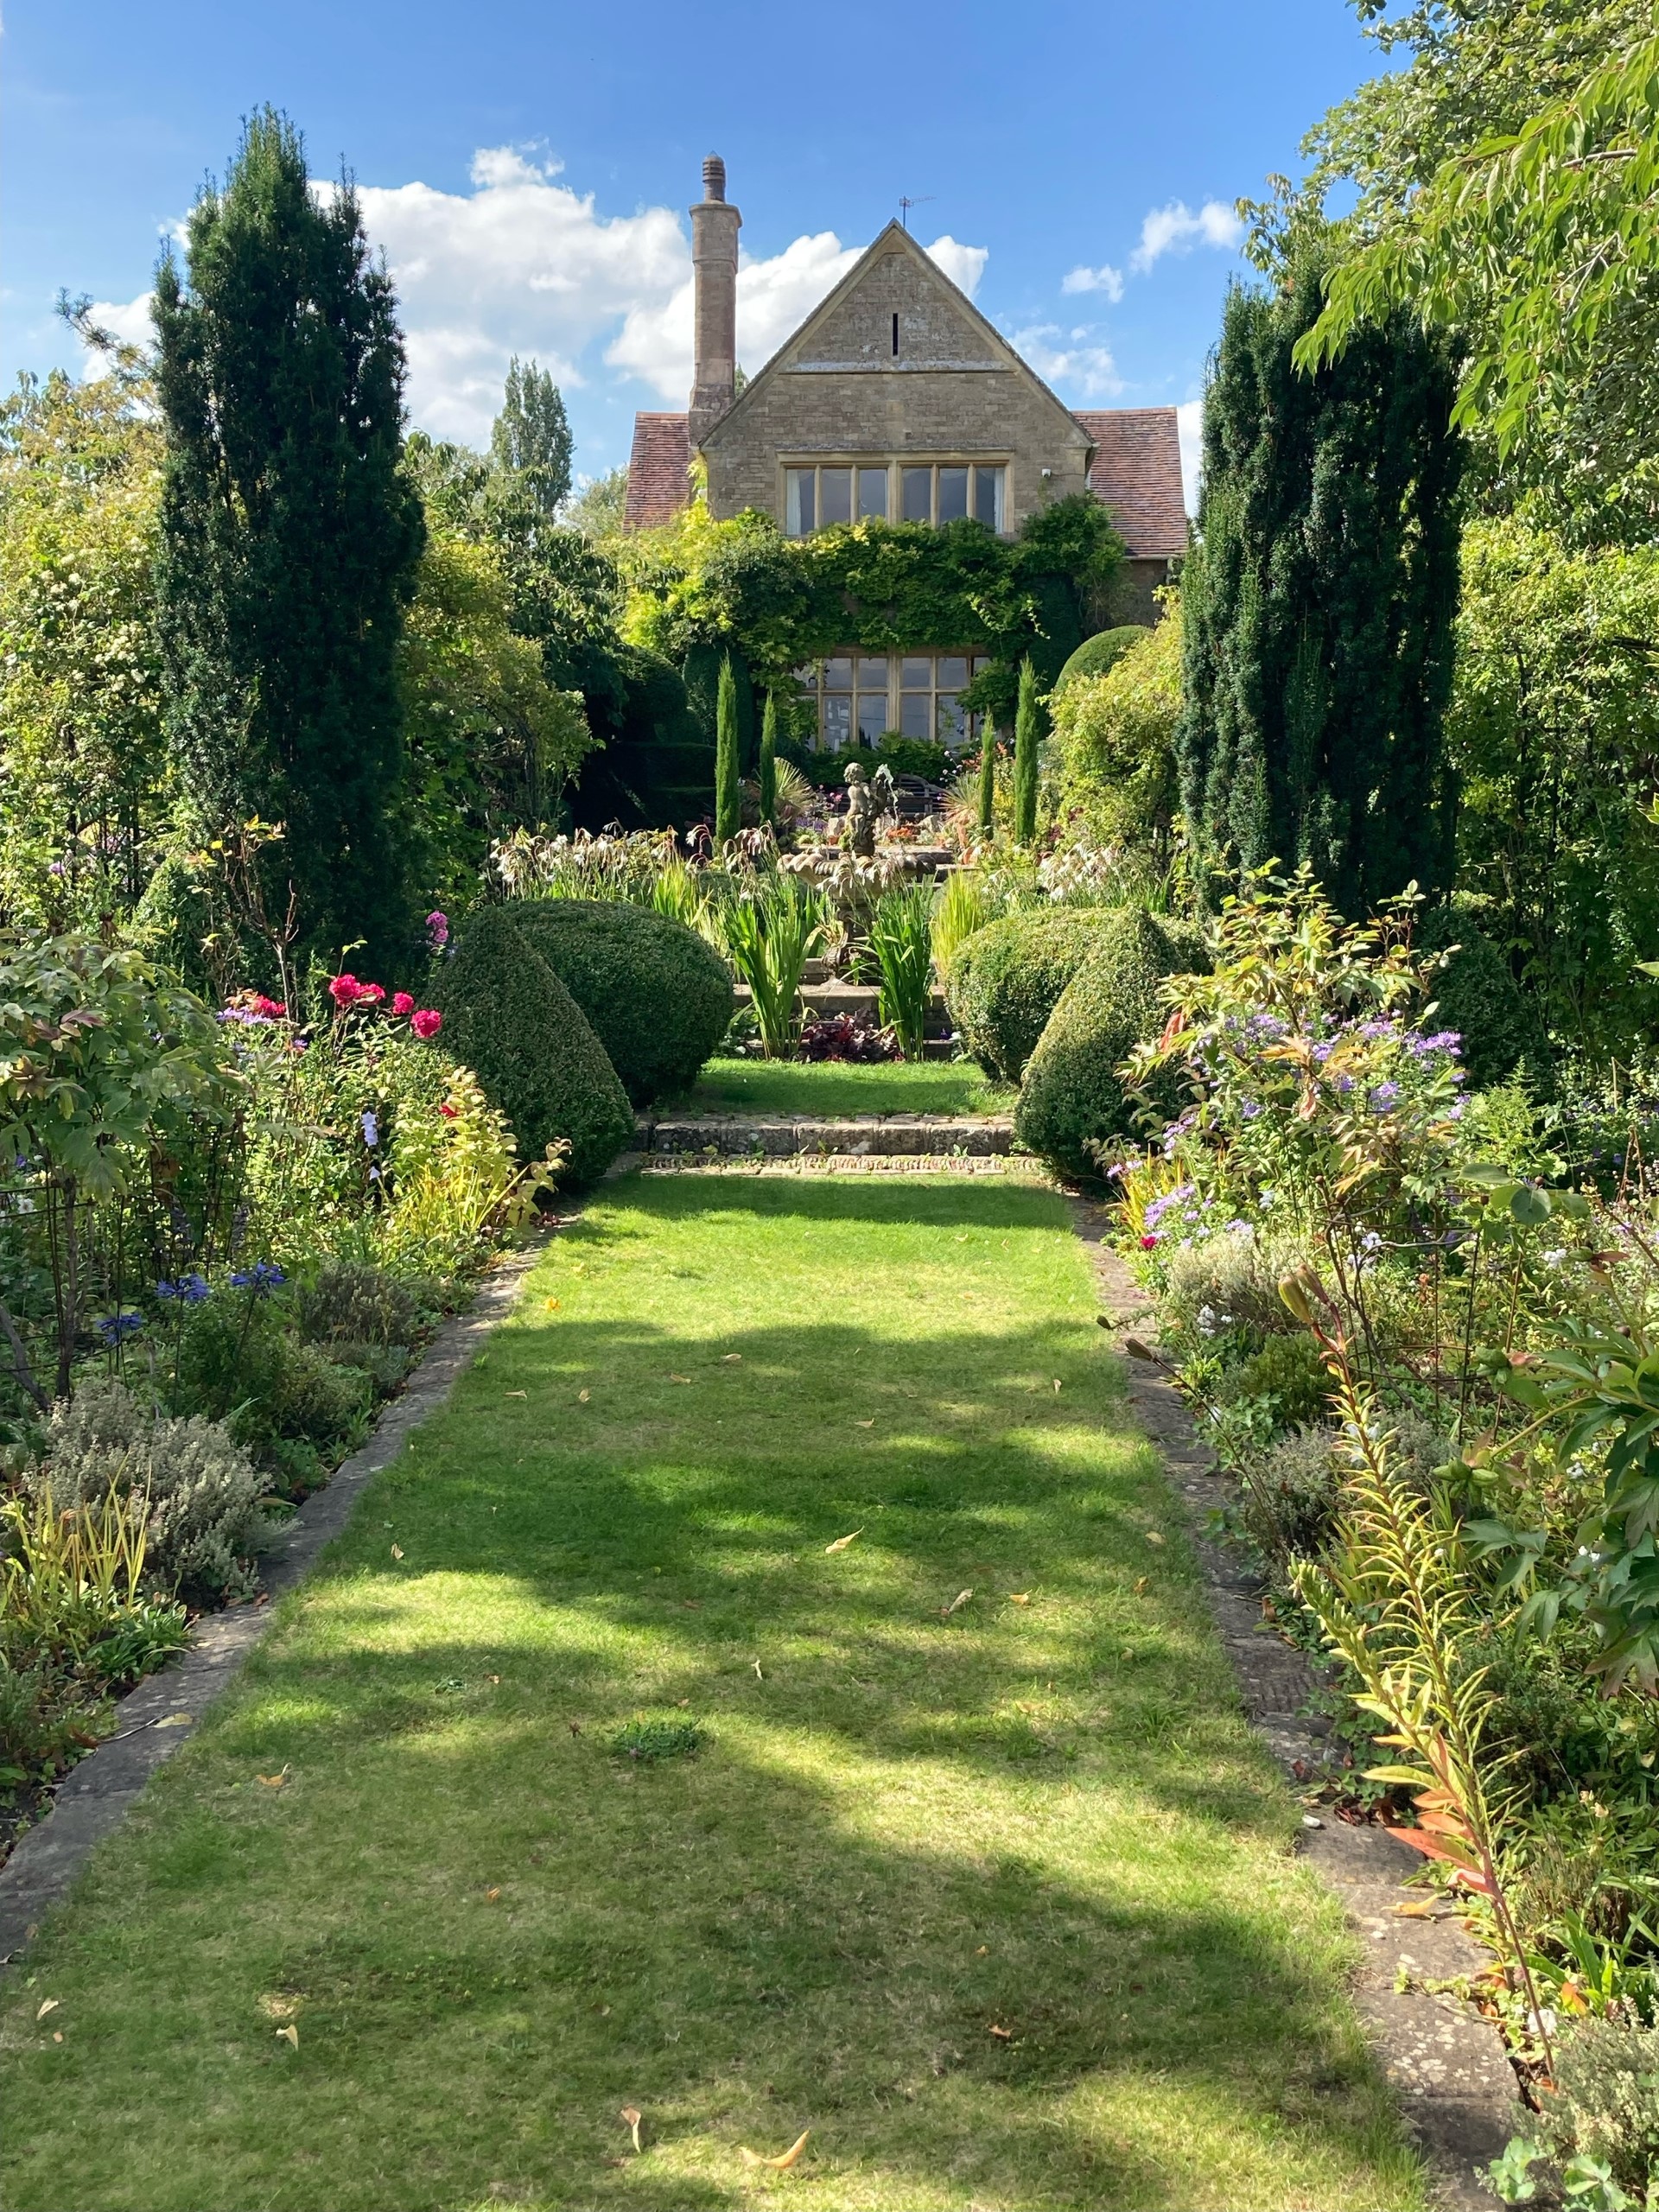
left=790, top=651, right=993, bottom=753
left=781, top=458, right=1008, bottom=537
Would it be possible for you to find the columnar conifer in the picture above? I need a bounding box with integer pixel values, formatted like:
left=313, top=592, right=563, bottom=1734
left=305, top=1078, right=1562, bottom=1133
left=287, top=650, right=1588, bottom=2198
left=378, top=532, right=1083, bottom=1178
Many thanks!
left=1178, top=252, right=1463, bottom=915
left=977, top=718, right=997, bottom=836
left=1013, top=658, right=1040, bottom=845
left=758, top=691, right=779, bottom=827
left=714, top=654, right=741, bottom=845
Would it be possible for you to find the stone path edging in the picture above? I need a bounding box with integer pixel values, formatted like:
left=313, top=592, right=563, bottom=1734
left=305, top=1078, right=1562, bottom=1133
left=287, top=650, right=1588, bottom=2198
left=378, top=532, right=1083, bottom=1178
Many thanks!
left=0, top=1239, right=545, bottom=1970
left=1068, top=1198, right=1521, bottom=2211
left=636, top=1112, right=1016, bottom=1159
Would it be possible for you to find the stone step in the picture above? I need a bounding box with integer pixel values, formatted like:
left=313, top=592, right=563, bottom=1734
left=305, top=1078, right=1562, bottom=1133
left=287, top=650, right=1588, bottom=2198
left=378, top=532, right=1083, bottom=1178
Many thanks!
left=734, top=980, right=951, bottom=1027
left=636, top=1113, right=1018, bottom=1158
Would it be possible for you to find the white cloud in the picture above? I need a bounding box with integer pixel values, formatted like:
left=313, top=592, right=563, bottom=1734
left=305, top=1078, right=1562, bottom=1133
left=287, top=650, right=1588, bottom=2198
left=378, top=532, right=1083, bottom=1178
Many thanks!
left=1061, top=263, right=1124, bottom=302
left=1129, top=199, right=1244, bottom=275
left=1177, top=397, right=1204, bottom=515
left=924, top=235, right=988, bottom=299
left=85, top=291, right=157, bottom=352
left=1011, top=324, right=1122, bottom=403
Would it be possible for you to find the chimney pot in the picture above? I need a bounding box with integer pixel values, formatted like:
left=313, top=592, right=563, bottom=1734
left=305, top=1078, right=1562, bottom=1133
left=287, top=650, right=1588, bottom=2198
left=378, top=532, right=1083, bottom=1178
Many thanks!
left=702, top=154, right=727, bottom=203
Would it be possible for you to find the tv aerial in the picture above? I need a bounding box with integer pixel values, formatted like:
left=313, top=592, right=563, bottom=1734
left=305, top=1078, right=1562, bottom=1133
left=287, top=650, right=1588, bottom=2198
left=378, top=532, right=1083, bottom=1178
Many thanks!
left=899, top=195, right=934, bottom=232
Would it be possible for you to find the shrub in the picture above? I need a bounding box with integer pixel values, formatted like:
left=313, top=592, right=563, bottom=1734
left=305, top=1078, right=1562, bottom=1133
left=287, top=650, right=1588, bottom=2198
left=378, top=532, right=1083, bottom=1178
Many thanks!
left=1417, top=904, right=1552, bottom=1093
left=798, top=1014, right=897, bottom=1062
left=1211, top=1332, right=1331, bottom=1432
left=433, top=907, right=635, bottom=1183
left=36, top=1376, right=274, bottom=1603
left=869, top=884, right=935, bottom=1059
left=293, top=1258, right=435, bottom=1349
left=1014, top=909, right=1188, bottom=1179
left=947, top=907, right=1122, bottom=1083
left=1538, top=2017, right=1659, bottom=2194
left=171, top=1295, right=374, bottom=1464
left=507, top=899, right=734, bottom=1105
left=1052, top=624, right=1149, bottom=696
left=1052, top=611, right=1181, bottom=857
left=1236, top=1424, right=1341, bottom=1561
left=1160, top=1231, right=1306, bottom=1342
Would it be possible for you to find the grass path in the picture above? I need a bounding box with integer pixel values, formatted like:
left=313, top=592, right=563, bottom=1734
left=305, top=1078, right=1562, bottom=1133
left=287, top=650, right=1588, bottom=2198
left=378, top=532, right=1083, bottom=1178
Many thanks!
left=673, top=1058, right=1012, bottom=1119
left=0, top=1175, right=1417, bottom=2211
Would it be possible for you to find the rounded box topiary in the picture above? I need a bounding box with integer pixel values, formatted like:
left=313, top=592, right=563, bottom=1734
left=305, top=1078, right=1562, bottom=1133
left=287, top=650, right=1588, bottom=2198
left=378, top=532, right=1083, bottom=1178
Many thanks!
left=1416, top=904, right=1551, bottom=1094
left=507, top=899, right=734, bottom=1106
left=1052, top=624, right=1151, bottom=696
left=433, top=906, right=636, bottom=1186
left=1014, top=908, right=1192, bottom=1180
left=947, top=906, right=1125, bottom=1083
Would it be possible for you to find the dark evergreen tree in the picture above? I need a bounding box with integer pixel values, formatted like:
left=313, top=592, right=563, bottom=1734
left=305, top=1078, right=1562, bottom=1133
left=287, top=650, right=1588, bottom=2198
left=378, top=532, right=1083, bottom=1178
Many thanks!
left=758, top=691, right=779, bottom=827
left=154, top=109, right=423, bottom=964
left=1178, top=251, right=1464, bottom=915
left=714, top=655, right=741, bottom=845
left=489, top=358, right=573, bottom=522
left=977, top=719, right=997, bottom=835
left=1013, top=658, right=1040, bottom=845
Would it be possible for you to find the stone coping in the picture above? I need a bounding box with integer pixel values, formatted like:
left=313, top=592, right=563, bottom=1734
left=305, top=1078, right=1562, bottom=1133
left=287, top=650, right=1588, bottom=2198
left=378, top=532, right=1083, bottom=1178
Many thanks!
left=1069, top=1198, right=1521, bottom=2210
left=637, top=1112, right=1017, bottom=1157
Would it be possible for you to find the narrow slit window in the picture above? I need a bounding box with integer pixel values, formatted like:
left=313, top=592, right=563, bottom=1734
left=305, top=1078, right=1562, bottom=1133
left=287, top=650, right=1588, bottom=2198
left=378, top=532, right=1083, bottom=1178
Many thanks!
left=937, top=466, right=969, bottom=523
left=820, top=467, right=853, bottom=526
left=892, top=313, right=899, bottom=357
left=974, top=464, right=1005, bottom=531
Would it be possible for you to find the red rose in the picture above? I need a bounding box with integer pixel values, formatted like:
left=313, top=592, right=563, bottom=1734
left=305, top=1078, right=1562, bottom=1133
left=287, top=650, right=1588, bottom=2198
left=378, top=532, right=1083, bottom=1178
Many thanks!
left=410, top=1008, right=442, bottom=1040
left=437, top=1102, right=459, bottom=1120
left=392, top=991, right=415, bottom=1016
left=327, top=974, right=361, bottom=1007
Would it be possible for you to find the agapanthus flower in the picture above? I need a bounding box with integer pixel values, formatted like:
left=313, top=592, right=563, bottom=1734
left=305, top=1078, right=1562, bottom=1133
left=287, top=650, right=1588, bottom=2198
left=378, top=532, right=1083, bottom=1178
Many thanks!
left=410, top=1008, right=442, bottom=1041
left=156, top=1272, right=210, bottom=1304
left=230, top=1259, right=286, bottom=1296
left=392, top=991, right=415, bottom=1016
left=96, top=1312, right=145, bottom=1344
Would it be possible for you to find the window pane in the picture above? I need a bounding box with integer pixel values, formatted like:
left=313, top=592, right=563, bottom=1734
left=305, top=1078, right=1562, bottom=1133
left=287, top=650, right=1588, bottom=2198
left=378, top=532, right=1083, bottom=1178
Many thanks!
left=820, top=467, right=852, bottom=524
left=938, top=655, right=968, bottom=690
left=937, top=694, right=967, bottom=744
left=856, top=656, right=888, bottom=688
left=823, top=655, right=853, bottom=692
left=858, top=466, right=888, bottom=520
left=899, top=692, right=932, bottom=738
left=785, top=469, right=814, bottom=537
left=974, top=464, right=1005, bottom=530
left=901, top=466, right=931, bottom=523
left=900, top=657, right=931, bottom=690
left=823, top=695, right=853, bottom=748
left=937, top=466, right=969, bottom=522
left=857, top=694, right=888, bottom=743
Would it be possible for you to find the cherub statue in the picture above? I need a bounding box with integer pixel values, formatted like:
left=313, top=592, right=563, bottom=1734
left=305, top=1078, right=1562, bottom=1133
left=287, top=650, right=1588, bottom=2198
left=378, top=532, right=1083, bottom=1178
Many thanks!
left=843, top=760, right=878, bottom=859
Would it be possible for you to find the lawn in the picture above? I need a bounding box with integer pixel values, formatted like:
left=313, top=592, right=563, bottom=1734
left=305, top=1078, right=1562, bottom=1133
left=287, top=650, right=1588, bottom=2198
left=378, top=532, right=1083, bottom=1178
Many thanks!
left=671, top=1057, right=1013, bottom=1119
left=0, top=1175, right=1417, bottom=2211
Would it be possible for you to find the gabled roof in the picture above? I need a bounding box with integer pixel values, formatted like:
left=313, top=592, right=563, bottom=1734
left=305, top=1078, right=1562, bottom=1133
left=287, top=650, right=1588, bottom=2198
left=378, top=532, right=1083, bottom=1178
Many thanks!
left=624, top=413, right=690, bottom=530
left=699, top=219, right=1090, bottom=457
left=1072, top=409, right=1187, bottom=562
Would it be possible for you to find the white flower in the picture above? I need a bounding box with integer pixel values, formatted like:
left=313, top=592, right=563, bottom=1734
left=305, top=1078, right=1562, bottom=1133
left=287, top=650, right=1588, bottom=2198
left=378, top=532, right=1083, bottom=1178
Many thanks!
left=1543, top=1248, right=1567, bottom=1269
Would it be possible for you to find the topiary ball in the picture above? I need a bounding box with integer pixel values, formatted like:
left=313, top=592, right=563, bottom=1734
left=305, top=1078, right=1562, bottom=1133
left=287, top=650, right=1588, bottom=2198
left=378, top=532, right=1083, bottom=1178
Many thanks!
left=1014, top=909, right=1192, bottom=1180
left=1417, top=906, right=1551, bottom=1093
left=1052, top=625, right=1151, bottom=696
left=508, top=899, right=734, bottom=1106
left=433, top=907, right=635, bottom=1185
left=946, top=907, right=1125, bottom=1083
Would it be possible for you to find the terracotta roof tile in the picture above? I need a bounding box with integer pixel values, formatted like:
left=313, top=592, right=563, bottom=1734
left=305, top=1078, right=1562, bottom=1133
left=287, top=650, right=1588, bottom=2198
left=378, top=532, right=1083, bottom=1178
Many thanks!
left=1072, top=408, right=1187, bottom=561
left=624, top=413, right=690, bottom=529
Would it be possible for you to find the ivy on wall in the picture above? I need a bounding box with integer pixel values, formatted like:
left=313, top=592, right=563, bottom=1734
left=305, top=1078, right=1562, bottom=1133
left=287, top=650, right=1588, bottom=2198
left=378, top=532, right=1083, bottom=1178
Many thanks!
left=617, top=495, right=1123, bottom=728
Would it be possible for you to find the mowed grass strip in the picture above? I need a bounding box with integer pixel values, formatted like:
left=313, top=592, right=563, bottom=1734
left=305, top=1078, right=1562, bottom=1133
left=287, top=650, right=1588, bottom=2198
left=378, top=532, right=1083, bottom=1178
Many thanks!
left=673, top=1057, right=1013, bottom=1120
left=0, top=1176, right=1419, bottom=2212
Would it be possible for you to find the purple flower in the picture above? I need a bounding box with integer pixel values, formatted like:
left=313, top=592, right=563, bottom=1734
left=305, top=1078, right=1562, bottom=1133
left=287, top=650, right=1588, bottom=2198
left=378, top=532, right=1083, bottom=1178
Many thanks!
left=156, top=1273, right=210, bottom=1305
left=96, top=1312, right=144, bottom=1344
left=1237, top=1097, right=1262, bottom=1121
left=1407, top=1029, right=1463, bottom=1057
left=1142, top=1183, right=1196, bottom=1230
left=361, top=1110, right=379, bottom=1149
left=230, top=1260, right=286, bottom=1297
left=426, top=910, right=449, bottom=950
left=1369, top=1081, right=1402, bottom=1113
left=1358, top=1019, right=1398, bottom=1040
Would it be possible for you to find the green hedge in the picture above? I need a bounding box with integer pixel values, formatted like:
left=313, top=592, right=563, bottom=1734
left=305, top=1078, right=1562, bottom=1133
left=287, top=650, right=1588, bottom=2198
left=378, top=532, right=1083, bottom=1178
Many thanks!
left=434, top=907, right=635, bottom=1185
left=1417, top=905, right=1552, bottom=1093
left=1014, top=909, right=1191, bottom=1179
left=946, top=907, right=1122, bottom=1082
left=1052, top=625, right=1150, bottom=696
left=509, top=899, right=734, bottom=1105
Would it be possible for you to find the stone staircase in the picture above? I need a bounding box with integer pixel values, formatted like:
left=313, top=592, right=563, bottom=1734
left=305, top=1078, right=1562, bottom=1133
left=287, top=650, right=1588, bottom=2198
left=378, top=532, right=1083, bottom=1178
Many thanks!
left=635, top=1111, right=1017, bottom=1160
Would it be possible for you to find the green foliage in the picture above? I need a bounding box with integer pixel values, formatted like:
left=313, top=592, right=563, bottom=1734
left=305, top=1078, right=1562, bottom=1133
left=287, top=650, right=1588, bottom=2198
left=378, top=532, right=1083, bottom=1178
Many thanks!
left=758, top=691, right=779, bottom=826
left=714, top=653, right=741, bottom=844
left=948, top=907, right=1123, bottom=1084
left=868, top=885, right=936, bottom=1060
left=784, top=734, right=950, bottom=792
left=717, top=876, right=829, bottom=1059
left=1013, top=658, right=1040, bottom=845
left=506, top=899, right=734, bottom=1105
left=1538, top=2017, right=1659, bottom=2196
left=489, top=358, right=572, bottom=522
left=1014, top=910, right=1188, bottom=1179
left=291, top=1258, right=434, bottom=1351
left=433, top=906, right=634, bottom=1185
left=172, top=1287, right=374, bottom=1469
left=1417, top=905, right=1551, bottom=1092
left=1211, top=1331, right=1331, bottom=1433
left=609, top=1714, right=708, bottom=1762
left=1179, top=254, right=1464, bottom=917
left=1446, top=518, right=1659, bottom=1058
left=977, top=725, right=997, bottom=833
left=38, top=1376, right=273, bottom=1604
left=0, top=355, right=168, bottom=931
left=930, top=870, right=994, bottom=979
left=1053, top=624, right=1149, bottom=695
left=153, top=108, right=425, bottom=966
left=1053, top=602, right=1184, bottom=861
left=563, top=465, right=629, bottom=543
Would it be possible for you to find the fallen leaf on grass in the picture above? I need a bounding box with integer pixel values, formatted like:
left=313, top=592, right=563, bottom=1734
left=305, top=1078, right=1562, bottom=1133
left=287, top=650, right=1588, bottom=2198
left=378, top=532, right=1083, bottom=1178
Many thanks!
left=1133, top=1577, right=1148, bottom=1595
left=940, top=1590, right=973, bottom=1618
left=276, top=2025, right=299, bottom=2050
left=505, top=1390, right=527, bottom=1400
left=669, top=1374, right=692, bottom=1384
left=577, top=1389, right=591, bottom=1404
left=824, top=1529, right=863, bottom=1554
left=1007, top=1592, right=1031, bottom=1605
left=256, top=1767, right=289, bottom=1788
left=988, top=2024, right=1013, bottom=2041
left=740, top=2131, right=810, bottom=2171
left=1052, top=1379, right=1063, bottom=1393
left=568, top=1720, right=582, bottom=1736
left=155, top=1712, right=193, bottom=1728
left=543, top=1299, right=561, bottom=1311
left=35, top=1999, right=57, bottom=2022
left=1145, top=1532, right=1165, bottom=1548
left=620, top=2106, right=643, bottom=2152
left=721, top=1353, right=742, bottom=1363
left=391, top=1545, right=404, bottom=1560
left=51, top=2031, right=62, bottom=2044
left=853, top=1418, right=874, bottom=1428
left=753, top=1659, right=764, bottom=1680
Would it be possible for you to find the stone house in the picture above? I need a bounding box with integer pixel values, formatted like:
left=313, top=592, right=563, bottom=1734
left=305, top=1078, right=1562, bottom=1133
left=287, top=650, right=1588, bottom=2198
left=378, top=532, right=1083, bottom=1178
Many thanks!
left=626, top=156, right=1186, bottom=752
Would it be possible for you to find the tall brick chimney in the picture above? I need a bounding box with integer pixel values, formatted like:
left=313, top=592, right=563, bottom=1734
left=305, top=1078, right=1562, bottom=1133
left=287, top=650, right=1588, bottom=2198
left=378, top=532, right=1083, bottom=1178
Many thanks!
left=688, top=154, right=741, bottom=448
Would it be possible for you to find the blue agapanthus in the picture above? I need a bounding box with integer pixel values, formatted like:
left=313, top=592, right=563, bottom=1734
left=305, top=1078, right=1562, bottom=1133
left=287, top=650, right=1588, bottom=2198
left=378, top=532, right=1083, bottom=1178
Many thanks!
left=230, top=1259, right=286, bottom=1296
left=96, top=1311, right=145, bottom=1344
left=156, top=1272, right=211, bottom=1305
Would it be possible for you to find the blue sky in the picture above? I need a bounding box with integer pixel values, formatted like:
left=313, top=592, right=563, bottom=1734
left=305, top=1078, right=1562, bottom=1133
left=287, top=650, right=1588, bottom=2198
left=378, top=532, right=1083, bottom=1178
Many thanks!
left=3, top=1, right=1383, bottom=505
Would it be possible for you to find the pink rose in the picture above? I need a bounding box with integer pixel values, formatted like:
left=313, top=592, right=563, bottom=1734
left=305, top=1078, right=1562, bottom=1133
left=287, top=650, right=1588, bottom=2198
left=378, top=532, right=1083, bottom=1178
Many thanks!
left=328, top=974, right=361, bottom=1008
left=411, top=1008, right=442, bottom=1040
left=392, top=991, right=415, bottom=1016
left=358, top=982, right=386, bottom=1006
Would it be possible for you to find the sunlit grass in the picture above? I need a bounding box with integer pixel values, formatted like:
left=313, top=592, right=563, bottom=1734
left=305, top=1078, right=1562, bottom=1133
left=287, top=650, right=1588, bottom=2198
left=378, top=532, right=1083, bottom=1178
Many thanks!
left=671, top=1057, right=1012, bottom=1119
left=0, top=1176, right=1420, bottom=2211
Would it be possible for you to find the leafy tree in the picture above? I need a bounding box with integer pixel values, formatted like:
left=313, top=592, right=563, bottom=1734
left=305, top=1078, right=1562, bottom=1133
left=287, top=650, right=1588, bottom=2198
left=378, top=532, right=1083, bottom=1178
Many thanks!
left=1445, top=516, right=1659, bottom=1055
left=153, top=107, right=424, bottom=967
left=1179, top=254, right=1465, bottom=916
left=1053, top=596, right=1183, bottom=865
left=0, top=347, right=168, bottom=930
left=1013, top=659, right=1039, bottom=844
left=1262, top=0, right=1659, bottom=535
left=758, top=691, right=779, bottom=826
left=564, top=465, right=629, bottom=542
left=490, top=358, right=573, bottom=522
left=714, top=655, right=741, bottom=844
